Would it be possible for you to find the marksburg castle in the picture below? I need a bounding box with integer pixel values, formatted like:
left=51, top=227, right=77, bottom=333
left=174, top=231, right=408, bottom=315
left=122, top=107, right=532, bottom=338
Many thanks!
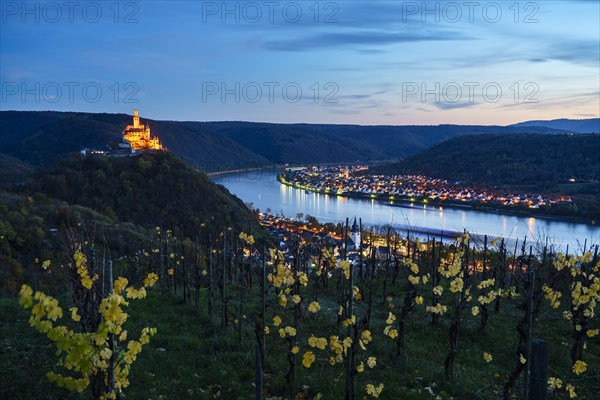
left=81, top=110, right=163, bottom=158
left=120, top=110, right=163, bottom=151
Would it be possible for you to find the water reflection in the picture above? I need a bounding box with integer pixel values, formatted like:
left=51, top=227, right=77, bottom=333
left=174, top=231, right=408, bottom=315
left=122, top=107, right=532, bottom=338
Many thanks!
left=215, top=170, right=600, bottom=252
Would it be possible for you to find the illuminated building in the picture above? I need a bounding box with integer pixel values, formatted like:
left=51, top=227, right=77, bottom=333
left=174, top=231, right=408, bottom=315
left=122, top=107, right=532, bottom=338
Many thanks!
left=121, top=110, right=163, bottom=151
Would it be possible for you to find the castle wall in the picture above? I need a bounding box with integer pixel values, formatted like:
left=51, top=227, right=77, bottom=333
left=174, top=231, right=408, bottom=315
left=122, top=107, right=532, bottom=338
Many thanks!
left=121, top=112, right=162, bottom=151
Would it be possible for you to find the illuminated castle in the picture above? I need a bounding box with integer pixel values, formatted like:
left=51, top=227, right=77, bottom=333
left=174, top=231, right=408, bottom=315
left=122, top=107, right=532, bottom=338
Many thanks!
left=121, top=110, right=163, bottom=151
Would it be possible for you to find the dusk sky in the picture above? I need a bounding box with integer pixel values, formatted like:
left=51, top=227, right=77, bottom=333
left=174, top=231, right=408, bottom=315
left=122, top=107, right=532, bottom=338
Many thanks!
left=1, top=0, right=599, bottom=125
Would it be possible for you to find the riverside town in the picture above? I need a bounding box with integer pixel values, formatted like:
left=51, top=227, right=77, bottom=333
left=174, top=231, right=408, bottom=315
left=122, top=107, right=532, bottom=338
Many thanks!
left=280, top=165, right=574, bottom=211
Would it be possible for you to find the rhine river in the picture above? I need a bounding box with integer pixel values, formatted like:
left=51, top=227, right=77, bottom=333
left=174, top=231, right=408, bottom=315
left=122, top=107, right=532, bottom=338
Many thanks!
left=213, top=169, right=600, bottom=253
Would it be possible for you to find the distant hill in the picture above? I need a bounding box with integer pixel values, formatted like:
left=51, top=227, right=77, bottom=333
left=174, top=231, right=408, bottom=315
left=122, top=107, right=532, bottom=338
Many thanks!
left=369, top=134, right=600, bottom=186
left=368, top=134, right=600, bottom=219
left=0, top=111, right=571, bottom=172
left=510, top=118, right=599, bottom=134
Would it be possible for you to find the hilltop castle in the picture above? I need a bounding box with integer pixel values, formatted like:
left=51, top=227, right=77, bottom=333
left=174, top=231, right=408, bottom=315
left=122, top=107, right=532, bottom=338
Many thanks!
left=120, top=110, right=163, bottom=151
left=81, top=110, right=164, bottom=158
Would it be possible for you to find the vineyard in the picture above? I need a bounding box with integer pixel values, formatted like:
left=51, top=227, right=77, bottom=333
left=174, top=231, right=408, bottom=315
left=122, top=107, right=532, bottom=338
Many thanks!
left=2, top=218, right=599, bottom=400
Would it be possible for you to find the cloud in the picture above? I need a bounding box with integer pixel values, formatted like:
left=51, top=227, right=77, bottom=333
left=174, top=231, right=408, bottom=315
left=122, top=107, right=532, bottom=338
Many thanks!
left=547, top=40, right=600, bottom=66
left=496, top=90, right=600, bottom=111
left=433, top=102, right=479, bottom=110
left=328, top=108, right=361, bottom=115
left=262, top=30, right=472, bottom=52
left=358, top=49, right=388, bottom=55
left=339, top=94, right=372, bottom=100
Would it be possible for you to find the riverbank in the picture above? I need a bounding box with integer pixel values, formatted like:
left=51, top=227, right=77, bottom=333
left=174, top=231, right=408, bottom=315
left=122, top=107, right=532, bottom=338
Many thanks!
left=277, top=174, right=598, bottom=227
left=206, top=165, right=280, bottom=176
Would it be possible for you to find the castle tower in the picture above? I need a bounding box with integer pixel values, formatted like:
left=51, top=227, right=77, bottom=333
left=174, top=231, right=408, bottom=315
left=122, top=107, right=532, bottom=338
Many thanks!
left=350, top=217, right=361, bottom=248
left=133, top=110, right=140, bottom=128
left=121, top=110, right=163, bottom=151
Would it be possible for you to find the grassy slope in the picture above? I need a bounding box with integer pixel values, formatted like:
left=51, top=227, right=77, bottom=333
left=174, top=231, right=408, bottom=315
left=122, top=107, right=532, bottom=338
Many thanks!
left=2, top=282, right=598, bottom=400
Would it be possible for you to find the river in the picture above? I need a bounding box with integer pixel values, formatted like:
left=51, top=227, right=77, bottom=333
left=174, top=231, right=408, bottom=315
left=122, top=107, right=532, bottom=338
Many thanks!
left=213, top=169, right=600, bottom=253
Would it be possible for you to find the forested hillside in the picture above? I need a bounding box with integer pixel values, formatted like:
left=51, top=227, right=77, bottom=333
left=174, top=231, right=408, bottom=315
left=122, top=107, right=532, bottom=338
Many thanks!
left=368, top=134, right=600, bottom=219
left=0, top=190, right=151, bottom=295
left=0, top=152, right=267, bottom=295
left=0, top=111, right=575, bottom=171
left=510, top=118, right=600, bottom=133
left=370, top=134, right=600, bottom=186
left=24, top=153, right=263, bottom=237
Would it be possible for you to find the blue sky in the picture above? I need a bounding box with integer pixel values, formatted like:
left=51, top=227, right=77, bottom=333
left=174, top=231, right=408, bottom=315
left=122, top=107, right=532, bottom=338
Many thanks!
left=1, top=0, right=598, bottom=125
